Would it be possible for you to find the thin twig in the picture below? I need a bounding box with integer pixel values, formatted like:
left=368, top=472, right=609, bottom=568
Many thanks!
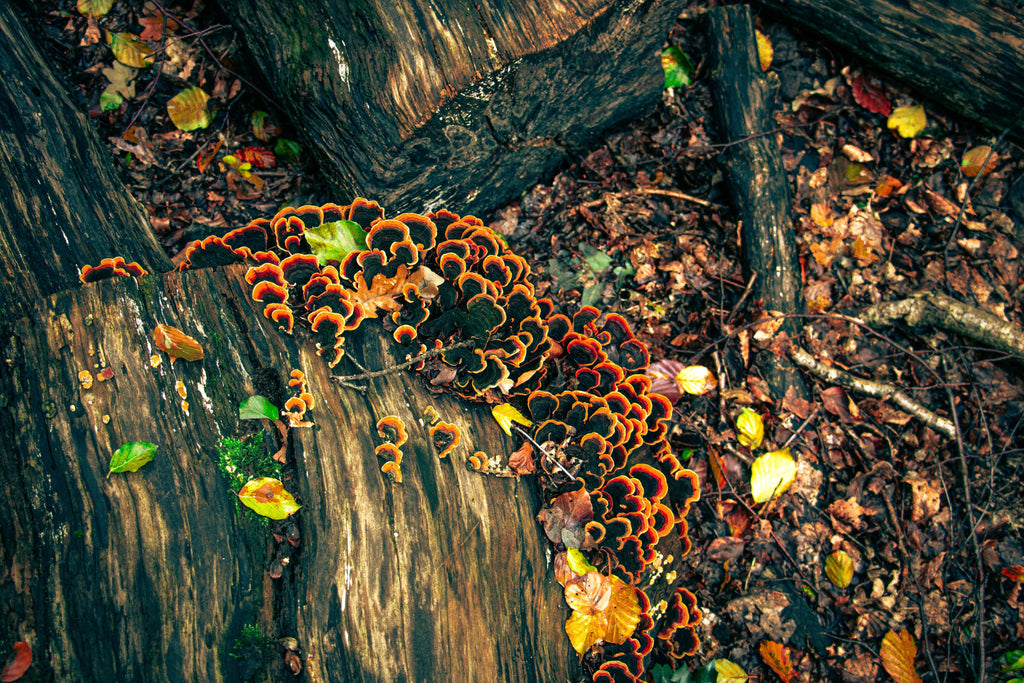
left=334, top=339, right=475, bottom=384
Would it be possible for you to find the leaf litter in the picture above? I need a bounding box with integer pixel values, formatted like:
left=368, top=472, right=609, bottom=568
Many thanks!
left=32, top=0, right=1024, bottom=680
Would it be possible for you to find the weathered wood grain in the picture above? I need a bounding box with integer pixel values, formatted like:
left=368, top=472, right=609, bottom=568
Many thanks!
left=216, top=0, right=685, bottom=215
left=0, top=3, right=171, bottom=321
left=0, top=266, right=573, bottom=681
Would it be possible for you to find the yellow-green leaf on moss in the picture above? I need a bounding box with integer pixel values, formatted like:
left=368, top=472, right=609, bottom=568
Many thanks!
left=107, top=441, right=157, bottom=477
left=108, top=31, right=154, bottom=68
left=305, top=220, right=369, bottom=264
left=237, top=477, right=301, bottom=519
left=78, top=0, right=114, bottom=17
left=239, top=395, right=279, bottom=422
left=565, top=548, right=598, bottom=576
left=825, top=549, right=854, bottom=588
left=491, top=403, right=533, bottom=436
left=750, top=447, right=796, bottom=503
left=887, top=104, right=927, bottom=139
left=167, top=86, right=212, bottom=131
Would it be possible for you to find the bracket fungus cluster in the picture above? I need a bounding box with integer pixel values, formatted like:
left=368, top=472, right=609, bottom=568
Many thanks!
left=159, top=198, right=701, bottom=680
left=78, top=256, right=148, bottom=283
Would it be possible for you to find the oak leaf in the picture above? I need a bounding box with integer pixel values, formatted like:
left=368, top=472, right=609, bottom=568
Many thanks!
left=347, top=266, right=412, bottom=317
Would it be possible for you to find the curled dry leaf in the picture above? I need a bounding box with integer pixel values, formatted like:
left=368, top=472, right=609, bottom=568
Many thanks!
left=879, top=628, right=923, bottom=683
left=507, top=441, right=536, bottom=475
left=755, top=29, right=773, bottom=71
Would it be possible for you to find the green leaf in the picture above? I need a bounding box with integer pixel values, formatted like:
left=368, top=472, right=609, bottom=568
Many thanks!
left=1002, top=650, right=1024, bottom=671
left=167, top=86, right=212, bottom=131
left=565, top=548, right=598, bottom=575
left=107, top=441, right=158, bottom=477
left=78, top=0, right=114, bottom=17
left=273, top=138, right=301, bottom=162
left=648, top=662, right=693, bottom=683
left=108, top=32, right=154, bottom=68
left=305, top=220, right=369, bottom=264
left=580, top=243, right=612, bottom=274
left=239, top=396, right=279, bottom=421
left=662, top=46, right=694, bottom=89
left=581, top=283, right=603, bottom=307
left=100, top=88, right=124, bottom=112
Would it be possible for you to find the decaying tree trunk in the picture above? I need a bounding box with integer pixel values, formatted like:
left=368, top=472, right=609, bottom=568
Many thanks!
left=0, top=266, right=574, bottom=682
left=0, top=4, right=574, bottom=681
left=0, top=2, right=171, bottom=321
left=759, top=0, right=1024, bottom=140
left=706, top=5, right=808, bottom=400
left=216, top=0, right=685, bottom=216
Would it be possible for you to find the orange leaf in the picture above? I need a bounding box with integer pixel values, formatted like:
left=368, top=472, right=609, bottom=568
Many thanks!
left=1002, top=565, right=1024, bottom=582
left=153, top=324, right=204, bottom=363
left=880, top=629, right=923, bottom=683
left=347, top=265, right=412, bottom=317
left=960, top=145, right=998, bottom=178
left=196, top=138, right=223, bottom=174
left=759, top=640, right=795, bottom=682
left=237, top=477, right=301, bottom=519
left=167, top=86, right=212, bottom=131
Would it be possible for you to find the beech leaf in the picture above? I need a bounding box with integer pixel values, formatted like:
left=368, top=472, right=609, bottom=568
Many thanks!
left=77, top=0, right=113, bottom=17
left=107, top=32, right=154, bottom=68
left=239, top=396, right=280, bottom=422
left=305, top=220, right=369, bottom=264
left=887, top=104, right=927, bottom=139
left=750, top=448, right=796, bottom=503
left=715, top=658, right=749, bottom=683
left=564, top=571, right=640, bottom=654
left=735, top=407, right=764, bottom=449
left=491, top=403, right=533, bottom=436
left=107, top=441, right=157, bottom=477
left=565, top=548, right=598, bottom=575
left=755, top=29, right=773, bottom=71
left=880, top=629, right=923, bottom=683
left=758, top=640, right=795, bottom=682
left=661, top=46, right=694, bottom=88
left=825, top=549, right=854, bottom=588
left=237, top=477, right=301, bottom=519
left=961, top=145, right=998, bottom=178
left=167, top=86, right=212, bottom=131
left=675, top=364, right=717, bottom=396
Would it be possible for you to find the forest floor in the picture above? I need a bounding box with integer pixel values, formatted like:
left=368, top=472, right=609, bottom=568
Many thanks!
left=35, top=0, right=1024, bottom=681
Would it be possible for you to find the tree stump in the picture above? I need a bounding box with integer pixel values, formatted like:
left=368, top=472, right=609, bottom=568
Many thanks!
left=0, top=266, right=573, bottom=681
left=760, top=0, right=1024, bottom=140
left=216, top=0, right=685, bottom=216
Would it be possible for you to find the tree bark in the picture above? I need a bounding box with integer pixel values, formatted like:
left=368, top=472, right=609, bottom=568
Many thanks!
left=706, top=5, right=808, bottom=400
left=758, top=0, right=1024, bottom=140
left=0, top=266, right=573, bottom=682
left=216, top=0, right=685, bottom=216
left=0, top=2, right=171, bottom=322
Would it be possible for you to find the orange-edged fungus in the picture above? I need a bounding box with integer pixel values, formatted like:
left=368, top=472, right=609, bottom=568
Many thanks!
left=429, top=421, right=461, bottom=459
left=379, top=460, right=402, bottom=482
left=288, top=369, right=306, bottom=388
left=376, top=415, right=408, bottom=447
left=80, top=256, right=149, bottom=283
left=468, top=451, right=490, bottom=471
left=264, top=303, right=295, bottom=334
left=153, top=324, right=204, bottom=363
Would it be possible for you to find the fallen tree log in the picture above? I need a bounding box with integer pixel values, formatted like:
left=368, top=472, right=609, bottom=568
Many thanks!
left=0, top=265, right=573, bottom=681
left=216, top=0, right=685, bottom=216
left=706, top=4, right=808, bottom=400
left=0, top=2, right=171, bottom=320
left=758, top=0, right=1024, bottom=140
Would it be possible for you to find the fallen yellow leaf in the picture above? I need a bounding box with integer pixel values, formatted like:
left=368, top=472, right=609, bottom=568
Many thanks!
left=750, top=448, right=796, bottom=503
left=887, top=104, right=927, bottom=139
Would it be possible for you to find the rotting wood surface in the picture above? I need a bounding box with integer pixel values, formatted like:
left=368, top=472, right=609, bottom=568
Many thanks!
left=0, top=265, right=573, bottom=682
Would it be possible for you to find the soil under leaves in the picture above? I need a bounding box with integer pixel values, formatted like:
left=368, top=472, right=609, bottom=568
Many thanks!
left=33, top=0, right=1024, bottom=681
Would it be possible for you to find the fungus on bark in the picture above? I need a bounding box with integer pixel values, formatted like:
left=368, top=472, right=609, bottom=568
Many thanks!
left=376, top=415, right=408, bottom=447
left=79, top=256, right=148, bottom=283
left=430, top=421, right=461, bottom=459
